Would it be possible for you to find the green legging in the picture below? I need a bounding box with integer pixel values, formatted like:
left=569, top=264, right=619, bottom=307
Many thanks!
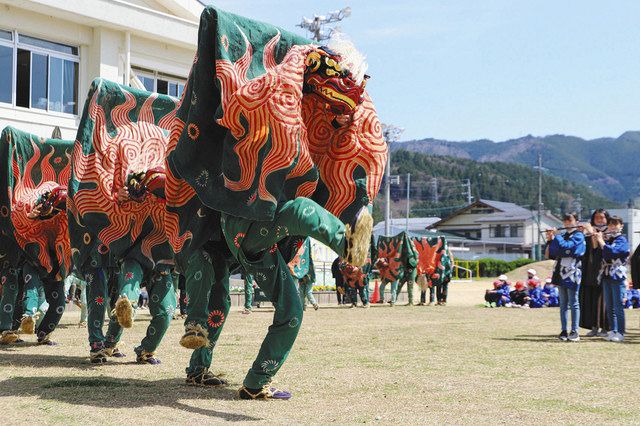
left=396, top=275, right=417, bottom=304
left=22, top=264, right=65, bottom=341
left=0, top=267, right=20, bottom=331
left=379, top=281, right=398, bottom=303
left=105, top=260, right=176, bottom=353
left=348, top=283, right=369, bottom=305
left=184, top=248, right=230, bottom=375
left=298, top=280, right=317, bottom=306
left=244, top=276, right=254, bottom=309
left=222, top=197, right=346, bottom=389
left=85, top=267, right=109, bottom=351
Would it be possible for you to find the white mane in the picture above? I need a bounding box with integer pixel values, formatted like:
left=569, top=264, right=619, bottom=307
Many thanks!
left=327, top=33, right=368, bottom=85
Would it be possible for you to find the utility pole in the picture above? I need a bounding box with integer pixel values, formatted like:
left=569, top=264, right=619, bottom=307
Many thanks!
left=573, top=193, right=582, bottom=220
left=432, top=178, right=438, bottom=203
left=405, top=173, right=410, bottom=231
left=297, top=7, right=352, bottom=41
left=463, top=179, right=472, bottom=205
left=537, top=153, right=543, bottom=261
left=382, top=124, right=404, bottom=236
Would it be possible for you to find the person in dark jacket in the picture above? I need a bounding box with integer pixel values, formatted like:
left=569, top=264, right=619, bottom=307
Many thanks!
left=579, top=209, right=609, bottom=337
left=508, top=281, right=528, bottom=307
left=547, top=212, right=586, bottom=342
left=331, top=257, right=347, bottom=305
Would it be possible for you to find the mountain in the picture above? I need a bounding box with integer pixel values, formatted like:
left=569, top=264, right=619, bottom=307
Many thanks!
left=371, top=150, right=618, bottom=223
left=391, top=132, right=640, bottom=203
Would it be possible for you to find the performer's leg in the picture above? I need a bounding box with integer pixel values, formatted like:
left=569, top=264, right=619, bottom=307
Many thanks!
left=36, top=278, right=65, bottom=344
left=186, top=252, right=230, bottom=385
left=20, top=264, right=42, bottom=334
left=379, top=282, right=386, bottom=303
left=305, top=282, right=317, bottom=307
left=179, top=274, right=187, bottom=315
left=241, top=198, right=346, bottom=261
left=114, top=258, right=142, bottom=328
left=406, top=280, right=414, bottom=305
left=244, top=278, right=254, bottom=311
left=0, top=268, right=21, bottom=343
left=104, top=260, right=142, bottom=355
left=79, top=281, right=88, bottom=324
left=240, top=254, right=301, bottom=398
left=181, top=249, right=215, bottom=349
left=135, top=265, right=176, bottom=364
left=85, top=267, right=109, bottom=363
left=390, top=281, right=398, bottom=305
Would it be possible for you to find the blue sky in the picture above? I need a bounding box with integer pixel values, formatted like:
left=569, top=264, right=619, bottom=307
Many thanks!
left=207, top=1, right=640, bottom=142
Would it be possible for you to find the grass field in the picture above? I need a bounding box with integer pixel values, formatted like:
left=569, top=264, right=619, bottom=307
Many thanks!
left=1, top=279, right=639, bottom=425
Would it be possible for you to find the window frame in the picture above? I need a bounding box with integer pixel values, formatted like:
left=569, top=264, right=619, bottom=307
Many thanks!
left=0, top=28, right=80, bottom=116
left=132, top=66, right=185, bottom=99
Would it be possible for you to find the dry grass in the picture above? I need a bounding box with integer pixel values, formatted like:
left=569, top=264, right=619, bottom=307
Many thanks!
left=1, top=279, right=639, bottom=425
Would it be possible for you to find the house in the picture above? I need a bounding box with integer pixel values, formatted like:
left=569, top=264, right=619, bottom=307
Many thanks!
left=372, top=217, right=440, bottom=239
left=427, top=199, right=562, bottom=260
left=0, top=0, right=204, bottom=139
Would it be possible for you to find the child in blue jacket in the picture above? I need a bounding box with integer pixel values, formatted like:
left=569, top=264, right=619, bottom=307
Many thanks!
left=526, top=279, right=545, bottom=308
left=547, top=212, right=586, bottom=342
left=542, top=278, right=559, bottom=307
left=596, top=215, right=630, bottom=342
left=484, top=275, right=511, bottom=307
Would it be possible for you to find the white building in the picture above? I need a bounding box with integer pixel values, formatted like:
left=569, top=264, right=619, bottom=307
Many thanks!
left=0, top=0, right=203, bottom=140
left=427, top=199, right=562, bottom=260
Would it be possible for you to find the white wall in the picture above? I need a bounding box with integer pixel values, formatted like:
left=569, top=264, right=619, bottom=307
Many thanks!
left=0, top=1, right=196, bottom=140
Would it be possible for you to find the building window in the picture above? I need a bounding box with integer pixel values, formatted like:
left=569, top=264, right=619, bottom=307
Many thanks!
left=132, top=67, right=185, bottom=99
left=0, top=29, right=79, bottom=114
left=492, top=225, right=506, bottom=238
left=510, top=225, right=522, bottom=238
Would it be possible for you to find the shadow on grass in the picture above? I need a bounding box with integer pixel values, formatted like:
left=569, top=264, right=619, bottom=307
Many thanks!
left=0, top=351, right=104, bottom=369
left=494, top=333, right=640, bottom=344
left=0, top=376, right=261, bottom=421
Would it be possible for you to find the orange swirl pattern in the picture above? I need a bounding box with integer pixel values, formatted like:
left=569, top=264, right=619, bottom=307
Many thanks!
left=215, top=28, right=386, bottom=219
left=11, top=139, right=71, bottom=277
left=303, top=94, right=387, bottom=218
left=413, top=237, right=444, bottom=277
left=164, top=116, right=196, bottom=254
left=71, top=84, right=178, bottom=265
left=216, top=34, right=318, bottom=205
left=376, top=238, right=404, bottom=284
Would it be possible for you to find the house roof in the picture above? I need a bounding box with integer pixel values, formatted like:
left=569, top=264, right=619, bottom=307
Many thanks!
left=428, top=199, right=561, bottom=228
left=372, top=217, right=440, bottom=232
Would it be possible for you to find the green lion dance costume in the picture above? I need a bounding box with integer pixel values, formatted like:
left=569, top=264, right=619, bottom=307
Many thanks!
left=69, top=78, right=178, bottom=364
left=0, top=126, right=72, bottom=345
left=164, top=6, right=386, bottom=399
left=376, top=232, right=418, bottom=306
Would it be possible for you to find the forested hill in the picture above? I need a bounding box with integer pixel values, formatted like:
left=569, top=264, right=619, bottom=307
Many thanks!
left=391, top=132, right=640, bottom=203
left=378, top=150, right=618, bottom=219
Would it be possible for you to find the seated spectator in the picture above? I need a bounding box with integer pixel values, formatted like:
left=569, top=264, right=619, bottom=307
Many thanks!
left=526, top=268, right=540, bottom=285
left=485, top=275, right=511, bottom=308
left=508, top=281, right=528, bottom=307
left=542, top=278, right=559, bottom=307
left=526, top=279, right=545, bottom=308
left=623, top=282, right=639, bottom=309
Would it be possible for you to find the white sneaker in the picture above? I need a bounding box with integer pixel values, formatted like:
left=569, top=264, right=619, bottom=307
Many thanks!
left=505, top=303, right=512, bottom=308
left=604, top=331, right=615, bottom=341
left=585, top=328, right=598, bottom=337
left=610, top=332, right=623, bottom=343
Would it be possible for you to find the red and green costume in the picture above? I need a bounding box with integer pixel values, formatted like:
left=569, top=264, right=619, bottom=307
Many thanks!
left=0, top=126, right=72, bottom=343
left=69, top=78, right=178, bottom=362
left=165, top=6, right=386, bottom=397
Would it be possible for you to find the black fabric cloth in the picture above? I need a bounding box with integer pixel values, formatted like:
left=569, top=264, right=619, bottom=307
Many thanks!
left=579, top=237, right=609, bottom=330
left=510, top=290, right=528, bottom=306
left=631, top=245, right=640, bottom=290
